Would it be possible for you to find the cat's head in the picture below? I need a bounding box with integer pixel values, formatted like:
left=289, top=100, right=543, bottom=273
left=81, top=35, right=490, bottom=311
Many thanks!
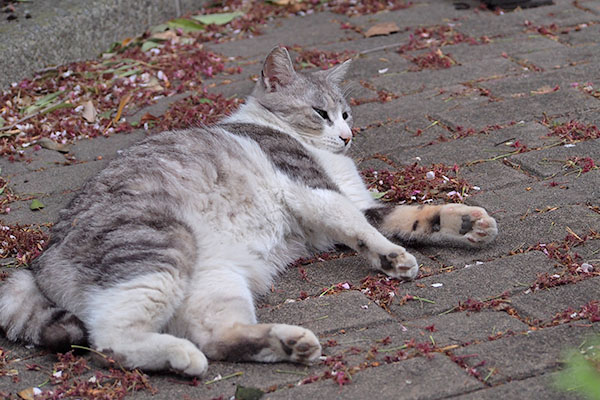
left=251, top=46, right=353, bottom=154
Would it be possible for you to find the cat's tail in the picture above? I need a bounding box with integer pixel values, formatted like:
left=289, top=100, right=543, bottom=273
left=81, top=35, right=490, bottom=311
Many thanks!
left=0, top=269, right=87, bottom=352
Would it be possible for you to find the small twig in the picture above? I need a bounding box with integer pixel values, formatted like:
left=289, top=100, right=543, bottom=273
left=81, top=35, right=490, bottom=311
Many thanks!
left=204, top=371, right=243, bottom=385
left=438, top=306, right=457, bottom=316
left=412, top=295, right=436, bottom=304
left=359, top=43, right=403, bottom=55
left=379, top=344, right=408, bottom=353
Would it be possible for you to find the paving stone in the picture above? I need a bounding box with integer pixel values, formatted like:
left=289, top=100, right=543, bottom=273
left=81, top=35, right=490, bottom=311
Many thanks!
left=447, top=34, right=566, bottom=64
left=371, top=57, right=519, bottom=96
left=510, top=139, right=600, bottom=178
left=467, top=174, right=600, bottom=215
left=454, top=9, right=542, bottom=38
left=388, top=252, right=555, bottom=319
left=453, top=373, right=584, bottom=400
left=257, top=291, right=395, bottom=335
left=436, top=89, right=598, bottom=133
left=209, top=12, right=358, bottom=60
left=459, top=161, right=535, bottom=191
left=260, top=250, right=442, bottom=307
left=9, top=159, right=107, bottom=197
left=265, top=354, right=483, bottom=400
left=511, top=277, right=600, bottom=323
left=321, top=310, right=528, bottom=352
left=0, top=149, right=67, bottom=178
left=452, top=322, right=600, bottom=385
left=515, top=42, right=600, bottom=70
left=67, top=131, right=147, bottom=163
left=1, top=193, right=74, bottom=226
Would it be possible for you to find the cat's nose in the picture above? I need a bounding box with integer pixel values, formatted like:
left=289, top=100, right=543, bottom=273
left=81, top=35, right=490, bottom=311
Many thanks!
left=340, top=136, right=351, bottom=145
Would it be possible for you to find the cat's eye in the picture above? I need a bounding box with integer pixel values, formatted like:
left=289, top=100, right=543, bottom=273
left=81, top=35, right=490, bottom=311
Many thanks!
left=342, top=111, right=349, bottom=120
left=313, top=107, right=330, bottom=121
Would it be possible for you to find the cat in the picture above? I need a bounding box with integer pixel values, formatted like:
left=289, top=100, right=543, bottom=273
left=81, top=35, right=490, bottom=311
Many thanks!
left=0, top=46, right=497, bottom=376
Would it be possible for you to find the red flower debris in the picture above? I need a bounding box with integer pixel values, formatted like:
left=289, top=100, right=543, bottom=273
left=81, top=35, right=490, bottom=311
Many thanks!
left=289, top=46, right=356, bottom=70
left=542, top=119, right=600, bottom=143
left=455, top=292, right=511, bottom=313
left=0, top=223, right=48, bottom=265
left=563, top=156, right=598, bottom=175
left=549, top=301, right=600, bottom=326
left=350, top=81, right=399, bottom=106
left=509, top=140, right=529, bottom=153
left=523, top=230, right=600, bottom=291
left=0, top=347, right=16, bottom=377
left=360, top=274, right=402, bottom=310
left=407, top=49, right=456, bottom=71
left=157, top=92, right=244, bottom=131
left=34, top=351, right=156, bottom=399
left=449, top=353, right=484, bottom=380
left=0, top=44, right=235, bottom=157
left=361, top=155, right=473, bottom=204
left=524, top=20, right=595, bottom=40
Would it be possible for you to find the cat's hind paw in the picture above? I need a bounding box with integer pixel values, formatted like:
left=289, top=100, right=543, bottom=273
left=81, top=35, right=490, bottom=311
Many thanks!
left=441, top=205, right=498, bottom=246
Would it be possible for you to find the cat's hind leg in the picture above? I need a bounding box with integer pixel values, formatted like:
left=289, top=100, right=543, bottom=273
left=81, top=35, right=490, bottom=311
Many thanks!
left=85, top=272, right=208, bottom=376
left=168, top=267, right=321, bottom=364
left=376, top=204, right=498, bottom=246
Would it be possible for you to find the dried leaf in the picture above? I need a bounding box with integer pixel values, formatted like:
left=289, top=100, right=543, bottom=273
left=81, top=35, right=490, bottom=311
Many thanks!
left=364, top=22, right=400, bottom=38
left=531, top=85, right=560, bottom=95
left=82, top=100, right=97, bottom=123
left=150, top=30, right=179, bottom=42
left=113, top=93, right=132, bottom=123
left=192, top=11, right=244, bottom=26
left=267, top=0, right=290, bottom=4
left=18, top=387, right=38, bottom=400
left=37, top=137, right=71, bottom=153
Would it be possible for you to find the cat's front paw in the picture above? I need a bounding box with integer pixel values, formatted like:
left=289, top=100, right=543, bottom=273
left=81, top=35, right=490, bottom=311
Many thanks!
left=440, top=205, right=498, bottom=246
left=377, top=250, right=419, bottom=280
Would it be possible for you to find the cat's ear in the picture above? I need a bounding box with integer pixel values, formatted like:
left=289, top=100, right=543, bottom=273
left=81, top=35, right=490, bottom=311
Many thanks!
left=261, top=46, right=297, bottom=91
left=325, top=59, right=352, bottom=85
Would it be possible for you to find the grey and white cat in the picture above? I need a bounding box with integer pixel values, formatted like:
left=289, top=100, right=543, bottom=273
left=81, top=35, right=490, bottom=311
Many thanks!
left=0, top=47, right=497, bottom=376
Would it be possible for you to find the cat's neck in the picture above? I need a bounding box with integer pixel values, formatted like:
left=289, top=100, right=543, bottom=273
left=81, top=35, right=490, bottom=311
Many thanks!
left=223, top=97, right=296, bottom=136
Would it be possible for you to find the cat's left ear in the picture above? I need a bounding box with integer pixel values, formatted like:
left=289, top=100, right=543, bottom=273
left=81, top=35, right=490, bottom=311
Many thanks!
left=325, top=59, right=352, bottom=85
left=261, top=46, right=297, bottom=92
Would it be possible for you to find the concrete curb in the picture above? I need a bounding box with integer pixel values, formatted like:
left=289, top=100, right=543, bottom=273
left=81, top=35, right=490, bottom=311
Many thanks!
left=0, top=0, right=206, bottom=89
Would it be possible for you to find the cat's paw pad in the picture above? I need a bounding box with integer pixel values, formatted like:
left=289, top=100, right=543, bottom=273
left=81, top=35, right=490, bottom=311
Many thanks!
left=460, top=209, right=497, bottom=246
left=441, top=205, right=498, bottom=246
left=168, top=341, right=209, bottom=377
left=270, top=325, right=321, bottom=364
left=378, top=250, right=419, bottom=280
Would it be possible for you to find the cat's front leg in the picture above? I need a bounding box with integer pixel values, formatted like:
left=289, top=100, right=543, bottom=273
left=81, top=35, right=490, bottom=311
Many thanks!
left=370, top=204, right=498, bottom=246
left=286, top=188, right=419, bottom=279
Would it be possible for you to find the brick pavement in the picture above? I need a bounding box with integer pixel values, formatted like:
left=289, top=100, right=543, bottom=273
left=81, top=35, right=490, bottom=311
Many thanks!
left=1, top=0, right=599, bottom=399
